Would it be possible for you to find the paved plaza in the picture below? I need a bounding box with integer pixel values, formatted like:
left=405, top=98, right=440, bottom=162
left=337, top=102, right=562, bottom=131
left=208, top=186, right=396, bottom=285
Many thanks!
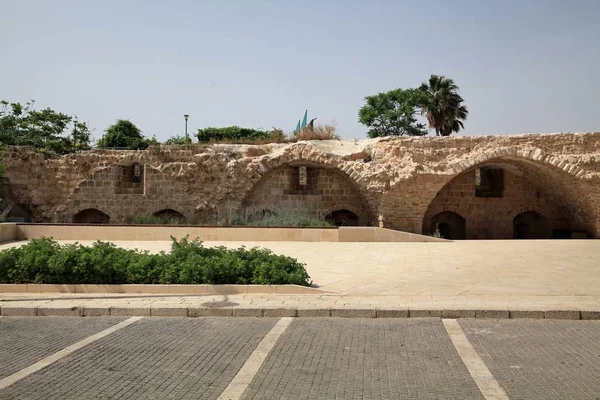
left=1, top=316, right=600, bottom=399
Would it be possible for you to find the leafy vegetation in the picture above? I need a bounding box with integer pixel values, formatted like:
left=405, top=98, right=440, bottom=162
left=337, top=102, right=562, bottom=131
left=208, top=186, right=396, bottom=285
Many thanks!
left=164, top=135, right=192, bottom=145
left=224, top=207, right=333, bottom=227
left=100, top=119, right=157, bottom=149
left=197, top=126, right=274, bottom=143
left=358, top=74, right=468, bottom=137
left=0, top=237, right=311, bottom=286
left=418, top=75, right=469, bottom=136
left=132, top=214, right=186, bottom=225
left=0, top=100, right=92, bottom=154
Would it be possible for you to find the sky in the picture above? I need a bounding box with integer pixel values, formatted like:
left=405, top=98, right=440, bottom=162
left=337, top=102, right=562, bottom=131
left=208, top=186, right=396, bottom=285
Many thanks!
left=1, top=0, right=599, bottom=141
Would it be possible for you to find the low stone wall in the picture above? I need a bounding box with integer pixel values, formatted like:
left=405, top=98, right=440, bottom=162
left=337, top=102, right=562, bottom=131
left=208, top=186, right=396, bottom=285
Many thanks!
left=0, top=223, right=17, bottom=243
left=11, top=224, right=446, bottom=242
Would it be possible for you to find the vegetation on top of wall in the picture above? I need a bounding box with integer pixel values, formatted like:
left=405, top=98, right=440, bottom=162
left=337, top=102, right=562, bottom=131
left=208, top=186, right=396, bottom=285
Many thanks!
left=100, top=119, right=158, bottom=150
left=0, top=237, right=311, bottom=286
left=358, top=74, right=468, bottom=137
left=0, top=100, right=92, bottom=155
left=197, top=126, right=274, bottom=143
left=164, top=135, right=193, bottom=145
left=289, top=123, right=339, bottom=142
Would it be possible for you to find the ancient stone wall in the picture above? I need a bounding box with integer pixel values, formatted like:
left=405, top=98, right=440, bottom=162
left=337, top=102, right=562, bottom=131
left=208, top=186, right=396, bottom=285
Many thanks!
left=2, top=132, right=600, bottom=239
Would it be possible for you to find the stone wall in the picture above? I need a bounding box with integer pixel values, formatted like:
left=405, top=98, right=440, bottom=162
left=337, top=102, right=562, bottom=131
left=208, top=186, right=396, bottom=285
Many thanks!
left=2, top=132, right=600, bottom=238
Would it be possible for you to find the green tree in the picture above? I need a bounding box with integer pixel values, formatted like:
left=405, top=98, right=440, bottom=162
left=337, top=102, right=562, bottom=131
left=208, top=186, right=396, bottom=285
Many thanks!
left=102, top=119, right=148, bottom=149
left=418, top=75, right=468, bottom=136
left=164, top=135, right=192, bottom=145
left=358, top=88, right=428, bottom=137
left=0, top=100, right=92, bottom=153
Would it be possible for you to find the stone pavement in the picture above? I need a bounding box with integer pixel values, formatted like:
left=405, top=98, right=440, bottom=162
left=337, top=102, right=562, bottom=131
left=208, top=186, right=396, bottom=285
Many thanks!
left=1, top=239, right=600, bottom=316
left=1, top=317, right=600, bottom=399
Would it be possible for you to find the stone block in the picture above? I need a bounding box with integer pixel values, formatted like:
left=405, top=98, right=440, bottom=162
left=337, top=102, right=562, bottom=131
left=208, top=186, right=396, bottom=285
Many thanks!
left=331, top=308, right=376, bottom=318
left=410, top=309, right=442, bottom=318
left=475, top=309, right=510, bottom=319
left=188, top=307, right=233, bottom=317
left=262, top=308, right=297, bottom=317
left=580, top=311, right=600, bottom=320
left=297, top=308, right=331, bottom=317
left=150, top=307, right=188, bottom=317
left=232, top=308, right=263, bottom=317
left=82, top=307, right=111, bottom=317
left=377, top=309, right=409, bottom=318
left=545, top=310, right=580, bottom=320
left=441, top=309, right=476, bottom=318
left=110, top=307, right=151, bottom=317
left=1, top=306, right=38, bottom=316
left=509, top=310, right=545, bottom=319
left=38, top=306, right=81, bottom=317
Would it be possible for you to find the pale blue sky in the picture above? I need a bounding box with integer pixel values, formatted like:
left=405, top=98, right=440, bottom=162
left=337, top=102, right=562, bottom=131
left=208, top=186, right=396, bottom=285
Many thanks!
left=1, top=0, right=599, bottom=141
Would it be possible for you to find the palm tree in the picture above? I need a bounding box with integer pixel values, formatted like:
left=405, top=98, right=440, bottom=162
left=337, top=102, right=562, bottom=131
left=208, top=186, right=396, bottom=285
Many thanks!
left=419, top=75, right=468, bottom=136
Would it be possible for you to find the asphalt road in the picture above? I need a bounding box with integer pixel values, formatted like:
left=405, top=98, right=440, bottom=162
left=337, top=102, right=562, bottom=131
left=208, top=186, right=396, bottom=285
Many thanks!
left=0, top=317, right=599, bottom=399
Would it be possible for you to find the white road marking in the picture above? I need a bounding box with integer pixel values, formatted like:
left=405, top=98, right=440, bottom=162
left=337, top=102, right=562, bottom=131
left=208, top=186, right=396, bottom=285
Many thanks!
left=0, top=316, right=142, bottom=390
left=443, top=319, right=509, bottom=400
left=218, top=317, right=293, bottom=400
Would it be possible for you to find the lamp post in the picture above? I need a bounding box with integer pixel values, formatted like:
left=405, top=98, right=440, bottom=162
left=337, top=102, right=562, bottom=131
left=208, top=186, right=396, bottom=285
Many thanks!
left=184, top=114, right=189, bottom=139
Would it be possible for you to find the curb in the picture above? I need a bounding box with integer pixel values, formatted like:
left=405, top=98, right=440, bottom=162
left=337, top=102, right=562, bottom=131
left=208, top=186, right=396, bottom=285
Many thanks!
left=1, top=306, right=599, bottom=320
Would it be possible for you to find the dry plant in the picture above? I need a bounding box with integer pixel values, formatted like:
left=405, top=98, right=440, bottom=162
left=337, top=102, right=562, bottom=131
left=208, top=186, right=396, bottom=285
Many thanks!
left=290, top=122, right=340, bottom=142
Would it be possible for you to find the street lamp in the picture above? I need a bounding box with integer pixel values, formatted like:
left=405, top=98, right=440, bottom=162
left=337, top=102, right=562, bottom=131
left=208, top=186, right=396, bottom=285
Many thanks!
left=184, top=114, right=189, bottom=139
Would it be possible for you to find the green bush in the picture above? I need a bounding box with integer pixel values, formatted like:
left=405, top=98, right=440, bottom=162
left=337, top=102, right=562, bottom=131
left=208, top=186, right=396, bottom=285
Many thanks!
left=132, top=214, right=186, bottom=225
left=0, top=237, right=311, bottom=286
left=196, top=126, right=272, bottom=143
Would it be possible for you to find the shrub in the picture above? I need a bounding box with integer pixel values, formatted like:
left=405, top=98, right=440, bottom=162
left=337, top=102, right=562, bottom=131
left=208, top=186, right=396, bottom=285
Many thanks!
left=196, top=126, right=273, bottom=143
left=290, top=123, right=339, bottom=142
left=217, top=205, right=333, bottom=227
left=0, top=237, right=311, bottom=286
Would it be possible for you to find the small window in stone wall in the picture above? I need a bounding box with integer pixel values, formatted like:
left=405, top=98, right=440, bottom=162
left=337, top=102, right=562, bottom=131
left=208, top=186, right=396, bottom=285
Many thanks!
left=115, top=164, right=145, bottom=194
left=298, top=166, right=308, bottom=186
left=475, top=168, right=504, bottom=197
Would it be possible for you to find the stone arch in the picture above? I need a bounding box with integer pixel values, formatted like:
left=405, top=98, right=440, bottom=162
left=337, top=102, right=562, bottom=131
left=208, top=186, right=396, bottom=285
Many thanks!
left=240, top=144, right=376, bottom=225
left=513, top=211, right=548, bottom=239
left=73, top=208, right=110, bottom=224
left=153, top=209, right=186, bottom=223
left=430, top=211, right=466, bottom=240
left=422, top=154, right=595, bottom=239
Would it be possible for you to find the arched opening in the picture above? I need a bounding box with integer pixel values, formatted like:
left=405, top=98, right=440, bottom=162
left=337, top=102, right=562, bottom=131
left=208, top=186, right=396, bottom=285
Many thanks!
left=73, top=209, right=110, bottom=224
left=326, top=209, right=360, bottom=227
left=422, top=158, right=593, bottom=239
left=513, top=211, right=548, bottom=239
left=241, top=163, right=373, bottom=226
left=431, top=211, right=466, bottom=240
left=153, top=209, right=186, bottom=223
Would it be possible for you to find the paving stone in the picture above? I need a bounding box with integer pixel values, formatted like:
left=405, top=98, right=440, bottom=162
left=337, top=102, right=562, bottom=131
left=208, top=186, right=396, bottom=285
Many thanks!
left=242, top=318, right=483, bottom=399
left=441, top=309, right=476, bottom=318
left=544, top=310, right=580, bottom=320
left=81, top=307, right=111, bottom=317
left=509, top=310, right=545, bottom=319
left=296, top=308, right=331, bottom=317
left=110, top=307, right=151, bottom=317
left=1, top=307, right=38, bottom=316
left=409, top=309, right=442, bottom=318
left=580, top=310, right=600, bottom=320
left=376, top=308, right=409, bottom=318
left=150, top=307, right=188, bottom=317
left=262, top=308, right=296, bottom=317
left=188, top=307, right=233, bottom=317
left=0, top=317, right=125, bottom=380
left=331, top=308, right=376, bottom=318
left=232, top=308, right=263, bottom=317
left=460, top=319, right=600, bottom=400
left=475, top=309, right=510, bottom=319
left=0, top=318, right=277, bottom=400
left=38, top=306, right=81, bottom=317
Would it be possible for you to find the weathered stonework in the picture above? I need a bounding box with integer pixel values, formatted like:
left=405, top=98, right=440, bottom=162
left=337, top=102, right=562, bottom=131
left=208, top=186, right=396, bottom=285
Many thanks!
left=2, top=132, right=600, bottom=238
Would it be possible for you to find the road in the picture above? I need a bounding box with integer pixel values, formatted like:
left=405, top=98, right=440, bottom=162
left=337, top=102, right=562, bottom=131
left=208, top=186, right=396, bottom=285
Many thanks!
left=0, top=317, right=599, bottom=399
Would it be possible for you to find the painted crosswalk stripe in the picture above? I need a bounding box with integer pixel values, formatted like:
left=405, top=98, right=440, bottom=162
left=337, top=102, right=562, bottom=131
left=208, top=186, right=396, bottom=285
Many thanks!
left=0, top=316, right=142, bottom=390
left=218, top=317, right=293, bottom=400
left=443, top=319, right=508, bottom=400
